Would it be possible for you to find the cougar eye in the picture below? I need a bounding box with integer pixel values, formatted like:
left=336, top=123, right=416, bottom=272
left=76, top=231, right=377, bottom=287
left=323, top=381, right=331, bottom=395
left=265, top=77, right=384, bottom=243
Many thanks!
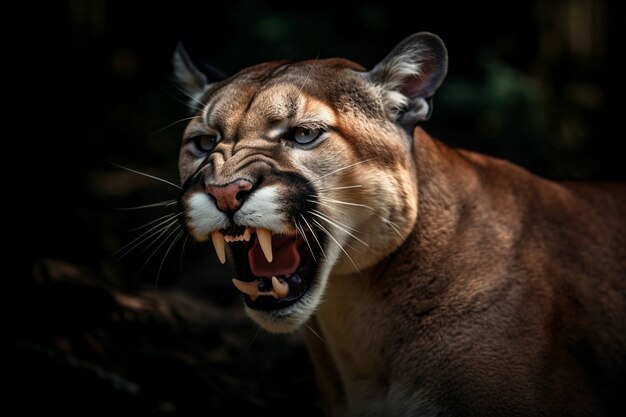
left=291, top=127, right=324, bottom=145
left=191, top=134, right=219, bottom=153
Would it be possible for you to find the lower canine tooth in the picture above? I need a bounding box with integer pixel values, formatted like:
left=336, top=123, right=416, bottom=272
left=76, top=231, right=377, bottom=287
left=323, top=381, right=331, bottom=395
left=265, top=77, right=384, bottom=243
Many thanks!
left=271, top=276, right=289, bottom=298
left=211, top=231, right=226, bottom=264
left=257, top=229, right=273, bottom=262
left=232, top=278, right=259, bottom=299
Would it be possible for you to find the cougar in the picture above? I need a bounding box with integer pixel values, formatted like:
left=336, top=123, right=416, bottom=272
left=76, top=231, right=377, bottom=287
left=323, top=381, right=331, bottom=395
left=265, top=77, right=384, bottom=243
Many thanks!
left=173, top=33, right=626, bottom=416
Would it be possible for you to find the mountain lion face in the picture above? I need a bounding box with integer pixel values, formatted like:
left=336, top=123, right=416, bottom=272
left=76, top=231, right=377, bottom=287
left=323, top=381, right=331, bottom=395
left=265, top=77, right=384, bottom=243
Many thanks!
left=174, top=34, right=447, bottom=332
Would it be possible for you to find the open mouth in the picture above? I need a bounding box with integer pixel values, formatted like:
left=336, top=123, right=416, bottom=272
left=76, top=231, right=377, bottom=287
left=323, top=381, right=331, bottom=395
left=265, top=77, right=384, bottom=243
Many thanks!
left=210, top=227, right=320, bottom=311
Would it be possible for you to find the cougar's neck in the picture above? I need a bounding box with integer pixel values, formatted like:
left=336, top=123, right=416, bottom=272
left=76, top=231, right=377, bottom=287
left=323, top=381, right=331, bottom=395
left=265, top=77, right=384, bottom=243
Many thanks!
left=408, top=127, right=483, bottom=272
left=334, top=128, right=482, bottom=300
left=312, top=127, right=483, bottom=406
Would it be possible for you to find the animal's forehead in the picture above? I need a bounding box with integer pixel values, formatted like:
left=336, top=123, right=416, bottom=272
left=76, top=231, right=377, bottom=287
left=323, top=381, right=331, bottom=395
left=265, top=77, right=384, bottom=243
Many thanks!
left=232, top=58, right=366, bottom=83
left=195, top=58, right=378, bottom=131
left=208, top=81, right=301, bottom=125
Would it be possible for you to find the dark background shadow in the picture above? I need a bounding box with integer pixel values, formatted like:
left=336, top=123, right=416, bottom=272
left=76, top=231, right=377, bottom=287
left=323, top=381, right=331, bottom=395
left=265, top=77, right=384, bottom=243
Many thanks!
left=18, top=1, right=624, bottom=414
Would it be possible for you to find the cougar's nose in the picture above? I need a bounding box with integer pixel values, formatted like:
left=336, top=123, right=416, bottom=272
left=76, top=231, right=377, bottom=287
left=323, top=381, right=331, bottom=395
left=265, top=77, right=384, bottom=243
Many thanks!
left=206, top=179, right=254, bottom=213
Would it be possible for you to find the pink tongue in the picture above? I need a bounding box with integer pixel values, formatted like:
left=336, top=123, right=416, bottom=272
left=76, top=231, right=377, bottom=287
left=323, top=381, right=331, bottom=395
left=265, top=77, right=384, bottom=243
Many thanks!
left=248, top=234, right=300, bottom=278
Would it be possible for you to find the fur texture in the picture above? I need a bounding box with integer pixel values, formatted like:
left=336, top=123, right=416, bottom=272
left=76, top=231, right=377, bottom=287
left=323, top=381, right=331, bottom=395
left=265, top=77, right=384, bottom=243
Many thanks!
left=174, top=33, right=626, bottom=416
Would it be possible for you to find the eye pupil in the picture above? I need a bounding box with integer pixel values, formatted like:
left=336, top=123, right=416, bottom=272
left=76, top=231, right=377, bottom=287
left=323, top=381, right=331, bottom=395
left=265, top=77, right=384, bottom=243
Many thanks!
left=292, top=127, right=323, bottom=144
left=191, top=134, right=219, bottom=154
left=201, top=136, right=214, bottom=148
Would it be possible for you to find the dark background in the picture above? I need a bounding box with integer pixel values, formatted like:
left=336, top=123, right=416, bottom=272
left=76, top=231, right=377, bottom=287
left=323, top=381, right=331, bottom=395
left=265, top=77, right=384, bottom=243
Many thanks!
left=19, top=1, right=624, bottom=414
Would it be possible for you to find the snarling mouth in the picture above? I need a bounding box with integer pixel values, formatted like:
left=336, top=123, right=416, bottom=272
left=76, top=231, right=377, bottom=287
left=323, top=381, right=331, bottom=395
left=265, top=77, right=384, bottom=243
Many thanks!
left=211, top=227, right=320, bottom=311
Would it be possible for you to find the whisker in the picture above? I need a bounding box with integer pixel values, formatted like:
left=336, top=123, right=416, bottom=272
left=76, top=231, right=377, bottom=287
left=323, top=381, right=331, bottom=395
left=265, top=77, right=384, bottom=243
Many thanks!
left=156, top=230, right=184, bottom=289
left=116, top=200, right=177, bottom=211
left=378, top=216, right=404, bottom=238
left=306, top=159, right=374, bottom=184
left=293, top=217, right=316, bottom=262
left=381, top=216, right=399, bottom=227
left=308, top=210, right=369, bottom=248
left=242, top=327, right=263, bottom=358
left=309, top=209, right=359, bottom=233
left=317, top=196, right=374, bottom=211
left=135, top=224, right=182, bottom=279
left=312, top=222, right=359, bottom=254
left=316, top=184, right=363, bottom=192
left=150, top=115, right=200, bottom=135
left=305, top=323, right=327, bottom=345
left=128, top=212, right=180, bottom=233
left=111, top=215, right=175, bottom=259
left=310, top=194, right=400, bottom=239
left=114, top=214, right=181, bottom=258
left=179, top=235, right=189, bottom=276
left=135, top=220, right=178, bottom=256
left=307, top=199, right=349, bottom=217
left=171, top=84, right=206, bottom=110
left=110, top=163, right=182, bottom=190
left=311, top=218, right=360, bottom=273
left=300, top=214, right=327, bottom=259
left=298, top=51, right=320, bottom=95
left=163, top=84, right=204, bottom=112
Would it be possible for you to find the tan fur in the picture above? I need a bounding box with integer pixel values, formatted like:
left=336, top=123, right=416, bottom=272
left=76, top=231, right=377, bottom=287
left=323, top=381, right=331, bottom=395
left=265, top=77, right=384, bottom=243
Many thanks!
left=310, top=127, right=626, bottom=416
left=175, top=35, right=626, bottom=416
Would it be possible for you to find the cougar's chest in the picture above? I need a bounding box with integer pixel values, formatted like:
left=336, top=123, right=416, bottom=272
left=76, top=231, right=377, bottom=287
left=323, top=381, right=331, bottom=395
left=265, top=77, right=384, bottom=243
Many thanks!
left=315, top=270, right=396, bottom=410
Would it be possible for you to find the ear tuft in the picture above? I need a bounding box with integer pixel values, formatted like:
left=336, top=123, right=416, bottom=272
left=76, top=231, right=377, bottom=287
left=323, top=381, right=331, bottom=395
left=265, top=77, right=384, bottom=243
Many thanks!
left=367, top=32, right=448, bottom=131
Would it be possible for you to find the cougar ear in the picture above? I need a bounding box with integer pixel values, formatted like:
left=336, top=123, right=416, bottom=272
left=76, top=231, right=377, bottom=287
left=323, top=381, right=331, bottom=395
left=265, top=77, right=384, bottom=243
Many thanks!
left=172, top=42, right=226, bottom=112
left=367, top=32, right=448, bottom=131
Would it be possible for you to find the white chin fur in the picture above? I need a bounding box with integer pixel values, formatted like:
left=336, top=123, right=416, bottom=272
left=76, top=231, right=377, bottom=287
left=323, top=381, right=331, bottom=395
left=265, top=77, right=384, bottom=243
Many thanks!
left=246, top=306, right=311, bottom=334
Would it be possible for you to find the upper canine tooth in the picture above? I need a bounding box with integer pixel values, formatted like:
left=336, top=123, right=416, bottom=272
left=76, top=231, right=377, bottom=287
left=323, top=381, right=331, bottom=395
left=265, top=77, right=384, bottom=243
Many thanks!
left=211, top=231, right=226, bottom=264
left=256, top=228, right=273, bottom=263
left=271, top=276, right=289, bottom=298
